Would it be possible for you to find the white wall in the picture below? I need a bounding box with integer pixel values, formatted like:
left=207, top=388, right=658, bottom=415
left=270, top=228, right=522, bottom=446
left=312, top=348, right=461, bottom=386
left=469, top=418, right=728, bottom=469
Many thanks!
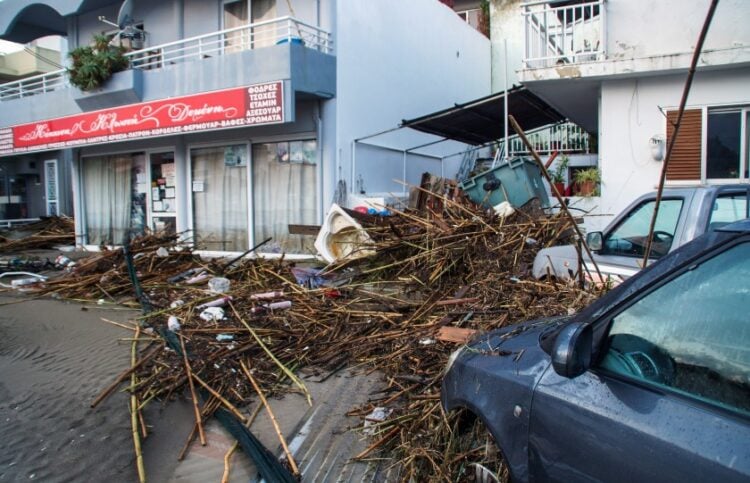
left=335, top=0, right=491, bottom=199
left=591, top=66, right=750, bottom=232
left=489, top=0, right=524, bottom=92
left=606, top=0, right=750, bottom=61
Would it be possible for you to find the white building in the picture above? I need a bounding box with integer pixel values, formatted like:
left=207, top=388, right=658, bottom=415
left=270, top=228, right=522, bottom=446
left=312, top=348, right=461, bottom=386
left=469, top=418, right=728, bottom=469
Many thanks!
left=495, top=0, right=750, bottom=230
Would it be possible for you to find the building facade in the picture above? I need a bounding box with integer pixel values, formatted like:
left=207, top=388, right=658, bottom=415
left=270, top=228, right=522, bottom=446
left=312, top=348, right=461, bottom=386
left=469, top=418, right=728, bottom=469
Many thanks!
left=497, top=0, right=750, bottom=230
left=0, top=0, right=490, bottom=252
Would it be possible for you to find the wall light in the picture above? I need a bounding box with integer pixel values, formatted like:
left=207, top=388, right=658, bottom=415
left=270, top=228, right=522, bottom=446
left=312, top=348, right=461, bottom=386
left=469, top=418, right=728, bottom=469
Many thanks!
left=649, top=135, right=666, bottom=162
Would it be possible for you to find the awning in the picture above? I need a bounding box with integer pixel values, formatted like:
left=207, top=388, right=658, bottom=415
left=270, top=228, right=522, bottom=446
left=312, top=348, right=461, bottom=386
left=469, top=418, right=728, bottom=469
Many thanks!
left=400, top=86, right=565, bottom=145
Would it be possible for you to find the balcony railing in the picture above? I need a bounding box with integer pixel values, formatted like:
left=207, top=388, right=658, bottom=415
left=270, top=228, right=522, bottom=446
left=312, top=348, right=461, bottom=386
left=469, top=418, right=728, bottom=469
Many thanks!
left=522, top=0, right=606, bottom=69
left=500, top=121, right=590, bottom=157
left=0, top=16, right=333, bottom=102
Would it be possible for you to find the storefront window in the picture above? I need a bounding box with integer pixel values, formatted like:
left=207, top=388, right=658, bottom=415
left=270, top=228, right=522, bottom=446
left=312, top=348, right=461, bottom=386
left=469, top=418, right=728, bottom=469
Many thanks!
left=82, top=154, right=146, bottom=245
left=191, top=145, right=249, bottom=252
left=252, top=140, right=318, bottom=254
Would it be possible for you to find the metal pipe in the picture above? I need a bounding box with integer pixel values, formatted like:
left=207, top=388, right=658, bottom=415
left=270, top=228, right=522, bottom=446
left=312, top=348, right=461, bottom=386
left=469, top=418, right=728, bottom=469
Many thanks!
left=643, top=0, right=719, bottom=264
left=504, top=38, right=509, bottom=162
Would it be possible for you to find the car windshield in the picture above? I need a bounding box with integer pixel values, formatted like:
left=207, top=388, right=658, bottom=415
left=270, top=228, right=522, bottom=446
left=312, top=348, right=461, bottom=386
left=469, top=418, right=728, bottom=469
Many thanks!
left=601, top=199, right=683, bottom=258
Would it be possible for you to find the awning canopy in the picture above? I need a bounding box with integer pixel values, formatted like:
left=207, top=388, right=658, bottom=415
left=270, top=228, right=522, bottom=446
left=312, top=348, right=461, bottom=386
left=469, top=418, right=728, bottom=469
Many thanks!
left=400, top=86, right=565, bottom=145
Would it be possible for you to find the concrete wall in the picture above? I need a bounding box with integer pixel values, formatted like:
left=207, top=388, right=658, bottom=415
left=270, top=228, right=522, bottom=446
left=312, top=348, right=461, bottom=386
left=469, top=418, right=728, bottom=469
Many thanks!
left=489, top=0, right=523, bottom=92
left=336, top=0, right=491, bottom=199
left=591, top=65, right=750, bottom=231
left=605, top=0, right=750, bottom=61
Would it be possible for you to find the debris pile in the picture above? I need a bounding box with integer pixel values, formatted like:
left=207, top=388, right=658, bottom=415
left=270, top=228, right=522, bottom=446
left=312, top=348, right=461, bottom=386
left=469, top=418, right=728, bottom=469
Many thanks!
left=25, top=191, right=599, bottom=481
left=0, top=216, right=75, bottom=252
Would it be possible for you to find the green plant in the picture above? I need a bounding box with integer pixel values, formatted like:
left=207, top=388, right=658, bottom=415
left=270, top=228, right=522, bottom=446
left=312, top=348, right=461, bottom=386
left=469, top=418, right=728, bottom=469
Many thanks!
left=574, top=166, right=601, bottom=184
left=551, top=156, right=569, bottom=183
left=67, top=34, right=130, bottom=91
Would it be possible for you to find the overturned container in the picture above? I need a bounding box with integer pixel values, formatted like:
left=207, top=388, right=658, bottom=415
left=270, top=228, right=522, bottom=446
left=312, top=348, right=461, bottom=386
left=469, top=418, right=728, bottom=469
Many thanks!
left=459, top=157, right=549, bottom=209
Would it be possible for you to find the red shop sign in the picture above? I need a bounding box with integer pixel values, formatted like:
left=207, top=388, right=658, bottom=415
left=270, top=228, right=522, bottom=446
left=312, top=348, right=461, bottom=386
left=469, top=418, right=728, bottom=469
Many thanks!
left=0, top=81, right=284, bottom=155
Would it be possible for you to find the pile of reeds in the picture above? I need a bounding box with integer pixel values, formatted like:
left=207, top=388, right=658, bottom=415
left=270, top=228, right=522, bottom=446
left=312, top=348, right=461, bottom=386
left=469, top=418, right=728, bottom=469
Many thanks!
left=0, top=216, right=75, bottom=252
left=37, top=193, right=600, bottom=481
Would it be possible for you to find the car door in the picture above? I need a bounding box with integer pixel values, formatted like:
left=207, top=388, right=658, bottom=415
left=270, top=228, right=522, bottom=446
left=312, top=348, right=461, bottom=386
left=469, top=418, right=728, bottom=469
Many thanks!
left=528, top=239, right=750, bottom=482
left=586, top=197, right=686, bottom=282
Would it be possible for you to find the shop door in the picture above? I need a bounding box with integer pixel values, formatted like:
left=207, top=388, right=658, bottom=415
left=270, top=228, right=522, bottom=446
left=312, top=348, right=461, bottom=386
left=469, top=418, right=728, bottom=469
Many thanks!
left=148, top=152, right=177, bottom=235
left=191, top=145, right=249, bottom=252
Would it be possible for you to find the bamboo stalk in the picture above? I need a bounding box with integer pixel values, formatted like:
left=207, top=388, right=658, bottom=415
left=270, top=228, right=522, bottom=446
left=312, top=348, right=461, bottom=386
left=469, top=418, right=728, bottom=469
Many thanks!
left=228, top=301, right=312, bottom=406
left=240, top=359, right=299, bottom=476
left=129, top=325, right=146, bottom=483
left=179, top=334, right=206, bottom=446
left=221, top=441, right=239, bottom=483
left=191, top=373, right=247, bottom=423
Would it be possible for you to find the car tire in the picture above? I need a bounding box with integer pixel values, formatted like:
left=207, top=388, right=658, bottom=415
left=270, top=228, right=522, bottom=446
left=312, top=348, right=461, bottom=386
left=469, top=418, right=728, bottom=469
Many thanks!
left=452, top=410, right=510, bottom=483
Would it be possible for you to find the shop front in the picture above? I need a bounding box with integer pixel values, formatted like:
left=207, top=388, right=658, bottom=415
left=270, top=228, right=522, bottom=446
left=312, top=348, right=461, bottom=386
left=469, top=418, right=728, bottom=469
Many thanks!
left=3, top=81, right=325, bottom=255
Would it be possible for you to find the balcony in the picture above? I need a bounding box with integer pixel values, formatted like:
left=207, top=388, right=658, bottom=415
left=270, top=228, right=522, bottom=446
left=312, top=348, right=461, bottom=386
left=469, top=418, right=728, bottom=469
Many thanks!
left=0, top=16, right=333, bottom=103
left=502, top=121, right=591, bottom=156
left=522, top=0, right=605, bottom=69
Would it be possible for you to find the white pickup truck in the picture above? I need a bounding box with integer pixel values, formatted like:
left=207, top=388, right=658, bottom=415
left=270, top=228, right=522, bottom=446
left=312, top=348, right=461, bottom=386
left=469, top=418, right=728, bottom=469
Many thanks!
left=533, top=185, right=750, bottom=283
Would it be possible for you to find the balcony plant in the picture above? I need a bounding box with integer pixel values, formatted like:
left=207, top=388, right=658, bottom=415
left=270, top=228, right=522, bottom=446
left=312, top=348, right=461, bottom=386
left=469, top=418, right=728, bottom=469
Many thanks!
left=573, top=166, right=600, bottom=196
left=67, top=34, right=130, bottom=91
left=550, top=155, right=569, bottom=195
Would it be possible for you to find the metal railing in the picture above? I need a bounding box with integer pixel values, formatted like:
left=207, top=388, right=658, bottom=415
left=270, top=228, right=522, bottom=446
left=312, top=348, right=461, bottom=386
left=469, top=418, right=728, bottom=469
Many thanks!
left=0, top=218, right=40, bottom=229
left=522, top=0, right=606, bottom=69
left=499, top=121, right=590, bottom=156
left=0, top=16, right=333, bottom=102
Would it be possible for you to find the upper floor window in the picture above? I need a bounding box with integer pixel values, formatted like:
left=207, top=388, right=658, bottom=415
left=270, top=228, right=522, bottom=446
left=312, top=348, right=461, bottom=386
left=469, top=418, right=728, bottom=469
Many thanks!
left=707, top=108, right=749, bottom=180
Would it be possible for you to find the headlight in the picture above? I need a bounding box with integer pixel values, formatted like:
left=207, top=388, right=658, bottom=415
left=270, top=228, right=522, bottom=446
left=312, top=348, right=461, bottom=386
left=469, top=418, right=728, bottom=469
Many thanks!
left=444, top=346, right=466, bottom=376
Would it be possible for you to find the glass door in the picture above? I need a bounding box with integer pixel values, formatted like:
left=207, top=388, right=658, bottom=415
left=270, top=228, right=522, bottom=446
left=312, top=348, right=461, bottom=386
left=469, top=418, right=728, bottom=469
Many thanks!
left=148, top=151, right=177, bottom=235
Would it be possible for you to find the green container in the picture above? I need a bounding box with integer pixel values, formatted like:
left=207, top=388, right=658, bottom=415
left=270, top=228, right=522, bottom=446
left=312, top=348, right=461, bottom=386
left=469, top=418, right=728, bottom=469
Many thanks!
left=459, top=157, right=550, bottom=209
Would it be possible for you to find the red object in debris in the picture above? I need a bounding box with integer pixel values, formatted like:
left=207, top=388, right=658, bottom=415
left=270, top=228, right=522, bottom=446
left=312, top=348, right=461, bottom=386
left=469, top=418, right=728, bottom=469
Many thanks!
left=324, top=289, right=342, bottom=299
left=353, top=206, right=369, bottom=214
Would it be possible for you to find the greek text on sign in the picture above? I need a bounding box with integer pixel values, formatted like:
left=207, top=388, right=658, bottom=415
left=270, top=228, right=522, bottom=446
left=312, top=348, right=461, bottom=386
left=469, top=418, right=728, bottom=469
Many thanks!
left=0, top=81, right=284, bottom=156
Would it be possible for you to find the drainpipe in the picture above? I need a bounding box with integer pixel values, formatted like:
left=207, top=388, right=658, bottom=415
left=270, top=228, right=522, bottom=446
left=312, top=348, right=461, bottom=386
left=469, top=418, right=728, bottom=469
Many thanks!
left=504, top=38, right=509, bottom=163
left=350, top=139, right=356, bottom=194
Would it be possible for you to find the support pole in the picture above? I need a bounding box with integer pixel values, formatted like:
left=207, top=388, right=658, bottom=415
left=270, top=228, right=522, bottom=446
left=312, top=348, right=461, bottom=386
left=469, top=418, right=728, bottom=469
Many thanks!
left=642, top=0, right=719, bottom=264
left=509, top=115, right=602, bottom=282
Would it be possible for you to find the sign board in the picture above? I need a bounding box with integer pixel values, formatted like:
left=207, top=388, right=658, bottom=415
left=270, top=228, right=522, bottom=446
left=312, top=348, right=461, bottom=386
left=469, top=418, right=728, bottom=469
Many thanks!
left=0, top=81, right=284, bottom=156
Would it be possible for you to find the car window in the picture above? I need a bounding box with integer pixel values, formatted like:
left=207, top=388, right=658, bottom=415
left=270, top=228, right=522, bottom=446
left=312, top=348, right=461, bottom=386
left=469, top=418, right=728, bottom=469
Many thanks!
left=599, top=241, right=750, bottom=415
left=600, top=199, right=683, bottom=259
left=708, top=193, right=748, bottom=231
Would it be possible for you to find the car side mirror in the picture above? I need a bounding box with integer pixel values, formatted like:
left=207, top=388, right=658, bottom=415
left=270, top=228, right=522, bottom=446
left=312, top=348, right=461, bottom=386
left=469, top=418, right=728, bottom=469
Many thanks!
left=586, top=231, right=603, bottom=251
left=551, top=322, right=592, bottom=378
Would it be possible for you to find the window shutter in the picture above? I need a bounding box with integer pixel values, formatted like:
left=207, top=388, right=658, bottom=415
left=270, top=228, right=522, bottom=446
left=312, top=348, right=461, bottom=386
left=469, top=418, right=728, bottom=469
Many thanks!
left=665, top=109, right=702, bottom=181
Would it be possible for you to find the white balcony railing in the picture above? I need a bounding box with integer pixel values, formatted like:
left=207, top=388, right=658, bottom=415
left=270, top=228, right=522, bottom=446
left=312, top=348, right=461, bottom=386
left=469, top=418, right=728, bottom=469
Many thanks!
left=500, top=121, right=590, bottom=156
left=522, top=0, right=606, bottom=69
left=0, top=16, right=332, bottom=102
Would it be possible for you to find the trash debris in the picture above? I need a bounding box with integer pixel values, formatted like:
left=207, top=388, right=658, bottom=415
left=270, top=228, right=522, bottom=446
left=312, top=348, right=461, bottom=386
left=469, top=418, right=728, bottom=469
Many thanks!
left=0, top=217, right=75, bottom=253
left=196, top=296, right=233, bottom=310
left=208, top=277, right=231, bottom=293
left=199, top=307, right=225, bottom=321
left=156, top=247, right=169, bottom=258
left=492, top=201, right=515, bottom=217
left=167, top=316, right=181, bottom=332
left=25, top=187, right=601, bottom=481
left=314, top=203, right=376, bottom=263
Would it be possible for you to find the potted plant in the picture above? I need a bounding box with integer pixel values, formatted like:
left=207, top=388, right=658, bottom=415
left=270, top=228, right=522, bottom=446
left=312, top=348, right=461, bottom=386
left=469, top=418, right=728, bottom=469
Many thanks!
left=550, top=155, right=569, bottom=195
left=67, top=34, right=130, bottom=91
left=574, top=167, right=601, bottom=196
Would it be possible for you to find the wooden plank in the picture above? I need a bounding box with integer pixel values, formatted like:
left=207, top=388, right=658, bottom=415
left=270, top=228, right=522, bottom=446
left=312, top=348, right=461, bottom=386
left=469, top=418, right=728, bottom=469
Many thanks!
left=437, top=326, right=478, bottom=344
left=288, top=224, right=321, bottom=236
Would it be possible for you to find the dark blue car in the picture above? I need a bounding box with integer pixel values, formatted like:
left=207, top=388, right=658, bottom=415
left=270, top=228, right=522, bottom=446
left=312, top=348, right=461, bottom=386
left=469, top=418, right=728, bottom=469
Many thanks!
left=441, top=219, right=750, bottom=482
